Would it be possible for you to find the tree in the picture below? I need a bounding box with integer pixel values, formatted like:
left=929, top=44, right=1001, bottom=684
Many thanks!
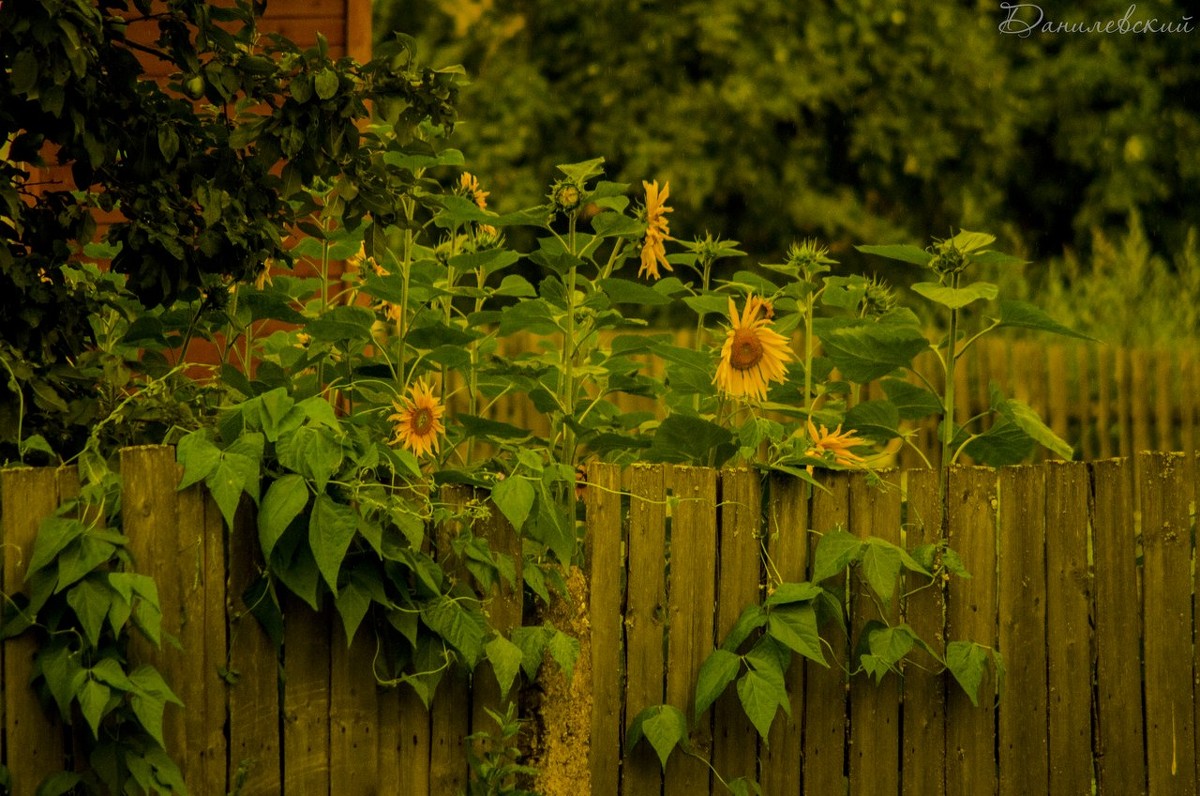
left=0, top=0, right=460, bottom=457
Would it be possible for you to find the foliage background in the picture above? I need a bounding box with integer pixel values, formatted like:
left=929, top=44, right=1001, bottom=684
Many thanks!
left=376, top=0, right=1200, bottom=339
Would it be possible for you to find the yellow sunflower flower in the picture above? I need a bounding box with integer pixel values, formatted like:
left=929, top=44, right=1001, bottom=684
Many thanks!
left=460, top=172, right=497, bottom=236
left=638, top=180, right=673, bottom=280
left=388, top=380, right=446, bottom=458
left=805, top=419, right=867, bottom=467
left=713, top=295, right=794, bottom=401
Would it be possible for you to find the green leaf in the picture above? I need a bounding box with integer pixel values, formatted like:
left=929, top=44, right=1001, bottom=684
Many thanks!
left=720, top=604, right=768, bottom=651
left=309, top=495, right=357, bottom=594
left=694, top=649, right=741, bottom=719
left=78, top=678, right=111, bottom=738
left=130, top=691, right=169, bottom=748
left=27, top=516, right=85, bottom=580
left=812, top=319, right=929, bottom=383
left=491, top=477, right=535, bottom=532
left=590, top=212, right=644, bottom=238
left=89, top=658, right=132, bottom=691
left=821, top=275, right=869, bottom=309
left=257, top=388, right=304, bottom=442
left=963, top=420, right=1036, bottom=466
left=56, top=537, right=116, bottom=593
left=599, top=277, right=673, bottom=306
left=305, top=305, right=375, bottom=342
left=646, top=414, right=735, bottom=466
left=995, top=300, right=1098, bottom=341
left=420, top=596, right=486, bottom=669
left=449, top=248, right=521, bottom=276
left=259, top=475, right=309, bottom=559
left=176, top=432, right=221, bottom=490
left=548, top=628, right=581, bottom=683
left=737, top=669, right=786, bottom=738
left=881, top=378, right=942, bottom=420
left=495, top=274, right=537, bottom=298
left=811, top=529, right=861, bottom=583
left=763, top=582, right=822, bottom=607
left=66, top=578, right=112, bottom=649
left=945, top=640, right=989, bottom=707
left=911, top=281, right=998, bottom=310
left=861, top=538, right=903, bottom=604
left=485, top=635, right=525, bottom=700
left=625, top=705, right=687, bottom=770
left=434, top=195, right=500, bottom=228
left=334, top=575, right=372, bottom=645
left=277, top=425, right=343, bottom=491
left=313, top=68, right=339, bottom=99
left=35, top=772, right=81, bottom=796
left=39, top=642, right=84, bottom=720
left=855, top=243, right=931, bottom=266
left=556, top=157, right=606, bottom=184
left=767, top=604, right=826, bottom=666
left=997, top=398, right=1073, bottom=460
left=844, top=400, right=900, bottom=443
left=510, top=625, right=548, bottom=680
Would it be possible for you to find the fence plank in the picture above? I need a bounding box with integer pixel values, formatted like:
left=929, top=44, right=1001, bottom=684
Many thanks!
left=711, top=469, right=761, bottom=786
left=586, top=462, right=623, bottom=796
left=1115, top=348, right=1132, bottom=458
left=945, top=467, right=998, bottom=795
left=469, top=504, right=524, bottom=731
left=664, top=466, right=718, bottom=796
left=1138, top=452, right=1196, bottom=796
left=395, top=687, right=432, bottom=794
left=1154, top=353, right=1174, bottom=453
left=282, top=600, right=331, bottom=796
left=330, top=626, right=380, bottom=795
left=760, top=473, right=811, bottom=795
left=848, top=471, right=901, bottom=796
left=121, top=447, right=191, bottom=764
left=177, top=481, right=229, bottom=791
left=901, top=468, right=945, bottom=796
left=623, top=464, right=668, bottom=796
left=1073, top=345, right=1093, bottom=460
left=430, top=486, right=472, bottom=794
left=1091, top=458, right=1146, bottom=795
left=1045, top=462, right=1094, bottom=794
left=803, top=472, right=850, bottom=796
left=1096, top=346, right=1114, bottom=459
left=997, top=465, right=1048, bottom=796
left=226, top=497, right=283, bottom=796
left=1, top=467, right=67, bottom=790
left=1132, top=351, right=1153, bottom=455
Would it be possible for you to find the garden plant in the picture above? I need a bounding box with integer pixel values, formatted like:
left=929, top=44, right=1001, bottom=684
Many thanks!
left=0, top=1, right=1095, bottom=793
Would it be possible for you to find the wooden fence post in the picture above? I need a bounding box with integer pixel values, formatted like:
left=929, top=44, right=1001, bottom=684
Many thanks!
left=997, top=465, right=1049, bottom=795
left=945, top=467, right=998, bottom=794
left=1138, top=452, right=1195, bottom=796
left=1090, top=458, right=1146, bottom=795
left=664, top=466, right=718, bottom=796
left=622, top=464, right=668, bottom=796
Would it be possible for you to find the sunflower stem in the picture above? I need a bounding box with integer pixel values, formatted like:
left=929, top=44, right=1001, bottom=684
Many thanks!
left=940, top=272, right=961, bottom=503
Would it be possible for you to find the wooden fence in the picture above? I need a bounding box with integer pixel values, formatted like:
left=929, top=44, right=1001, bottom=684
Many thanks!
left=463, top=333, right=1200, bottom=469
left=1, top=448, right=1197, bottom=795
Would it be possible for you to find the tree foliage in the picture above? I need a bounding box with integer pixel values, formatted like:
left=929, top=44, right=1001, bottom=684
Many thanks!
left=0, top=0, right=459, bottom=457
left=380, top=0, right=1200, bottom=260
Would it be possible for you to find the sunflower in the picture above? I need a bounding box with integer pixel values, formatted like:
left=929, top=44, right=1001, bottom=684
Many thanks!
left=388, top=380, right=446, bottom=458
left=805, top=419, right=867, bottom=467
left=460, top=172, right=497, bottom=236
left=713, top=295, right=794, bottom=401
left=638, top=180, right=673, bottom=280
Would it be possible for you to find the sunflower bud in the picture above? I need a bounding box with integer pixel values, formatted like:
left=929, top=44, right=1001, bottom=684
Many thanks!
left=928, top=240, right=967, bottom=277
left=861, top=276, right=897, bottom=317
left=550, top=179, right=583, bottom=213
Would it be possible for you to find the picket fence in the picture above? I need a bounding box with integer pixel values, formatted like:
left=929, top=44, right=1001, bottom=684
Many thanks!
left=0, top=447, right=1197, bottom=795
